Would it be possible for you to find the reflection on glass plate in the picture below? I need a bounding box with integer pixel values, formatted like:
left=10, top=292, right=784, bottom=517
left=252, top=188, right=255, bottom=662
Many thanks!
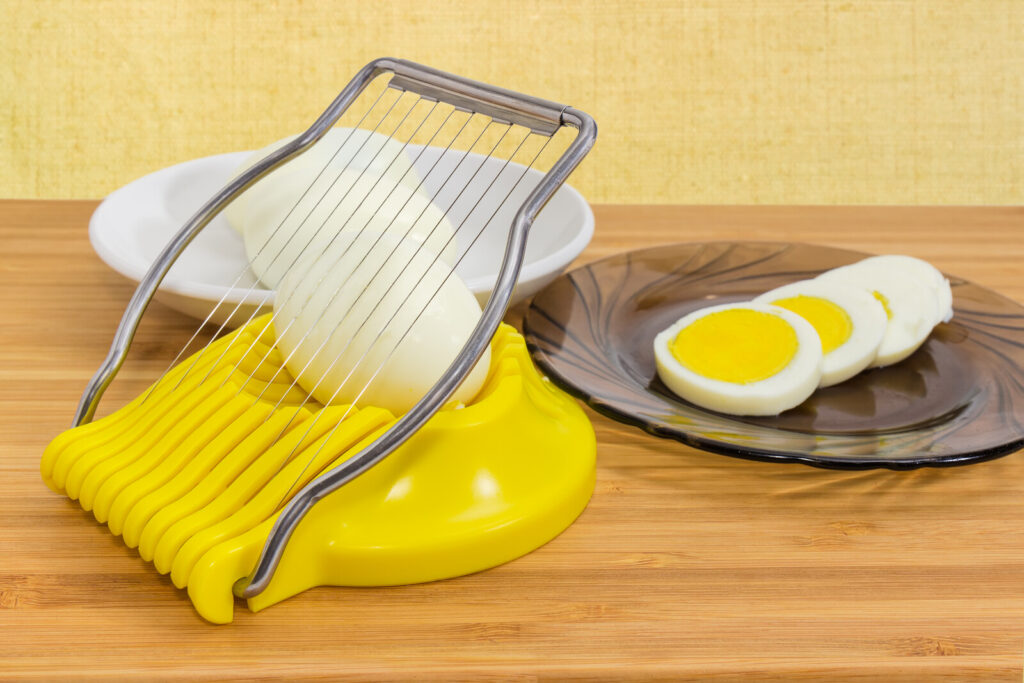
left=524, top=241, right=1024, bottom=469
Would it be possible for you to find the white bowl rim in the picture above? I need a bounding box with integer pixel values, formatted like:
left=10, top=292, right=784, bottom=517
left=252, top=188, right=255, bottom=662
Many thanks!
left=88, top=149, right=594, bottom=306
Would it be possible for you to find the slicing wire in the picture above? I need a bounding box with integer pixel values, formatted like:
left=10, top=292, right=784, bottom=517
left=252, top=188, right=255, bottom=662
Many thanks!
left=188, top=95, right=430, bottom=390
left=136, top=98, right=397, bottom=409
left=144, top=102, right=527, bottom=509
left=149, top=95, right=406, bottom=405
left=260, top=122, right=517, bottom=409
left=246, top=116, right=503, bottom=404
left=226, top=105, right=470, bottom=397
left=270, top=133, right=552, bottom=510
left=132, top=93, right=546, bottom=512
left=199, top=99, right=448, bottom=393
left=140, top=86, right=402, bottom=405
left=230, top=121, right=522, bottom=493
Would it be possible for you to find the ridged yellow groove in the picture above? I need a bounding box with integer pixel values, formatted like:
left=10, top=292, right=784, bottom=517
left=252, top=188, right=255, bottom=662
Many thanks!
left=121, top=401, right=293, bottom=548
left=235, top=342, right=283, bottom=381
left=151, top=403, right=353, bottom=575
left=42, top=319, right=596, bottom=624
left=104, top=391, right=254, bottom=535
left=41, top=395, right=140, bottom=493
left=169, top=409, right=392, bottom=589
left=43, top=329, right=248, bottom=490
left=94, top=381, right=250, bottom=524
left=55, top=336, right=252, bottom=496
left=74, top=361, right=239, bottom=508
left=230, top=370, right=311, bottom=406
left=136, top=405, right=311, bottom=560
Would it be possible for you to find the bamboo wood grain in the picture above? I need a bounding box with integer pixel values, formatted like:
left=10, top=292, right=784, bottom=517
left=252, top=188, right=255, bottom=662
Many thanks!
left=1, top=200, right=1023, bottom=681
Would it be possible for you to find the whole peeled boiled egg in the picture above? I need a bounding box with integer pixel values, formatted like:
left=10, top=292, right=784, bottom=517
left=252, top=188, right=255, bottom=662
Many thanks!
left=753, top=279, right=887, bottom=387
left=653, top=302, right=823, bottom=416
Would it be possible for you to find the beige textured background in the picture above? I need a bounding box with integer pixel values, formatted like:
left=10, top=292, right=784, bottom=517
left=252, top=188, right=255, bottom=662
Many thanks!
left=2, top=0, right=1022, bottom=204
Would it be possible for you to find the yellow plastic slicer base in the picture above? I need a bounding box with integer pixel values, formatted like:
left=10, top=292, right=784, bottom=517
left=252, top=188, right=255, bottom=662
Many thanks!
left=42, top=316, right=596, bottom=623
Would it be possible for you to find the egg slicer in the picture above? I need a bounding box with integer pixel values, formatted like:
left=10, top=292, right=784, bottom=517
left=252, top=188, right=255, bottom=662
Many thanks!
left=42, top=58, right=598, bottom=624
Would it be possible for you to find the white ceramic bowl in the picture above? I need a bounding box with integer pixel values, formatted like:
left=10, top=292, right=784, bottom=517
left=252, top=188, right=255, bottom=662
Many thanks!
left=89, top=146, right=594, bottom=326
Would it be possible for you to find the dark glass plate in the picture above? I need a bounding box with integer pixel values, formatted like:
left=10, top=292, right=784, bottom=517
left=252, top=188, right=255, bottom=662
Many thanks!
left=524, top=241, right=1024, bottom=469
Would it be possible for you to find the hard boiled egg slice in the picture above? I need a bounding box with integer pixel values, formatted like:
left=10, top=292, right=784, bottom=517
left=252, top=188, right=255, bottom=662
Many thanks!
left=653, top=302, right=823, bottom=416
left=850, top=255, right=953, bottom=325
left=816, top=265, right=934, bottom=367
left=753, top=280, right=887, bottom=387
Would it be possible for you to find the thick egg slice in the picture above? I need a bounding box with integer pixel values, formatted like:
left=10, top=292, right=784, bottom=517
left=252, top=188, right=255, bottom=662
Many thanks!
left=754, top=280, right=887, bottom=387
left=274, top=232, right=489, bottom=415
left=850, top=254, right=953, bottom=325
left=816, top=265, right=935, bottom=367
left=653, top=303, right=823, bottom=416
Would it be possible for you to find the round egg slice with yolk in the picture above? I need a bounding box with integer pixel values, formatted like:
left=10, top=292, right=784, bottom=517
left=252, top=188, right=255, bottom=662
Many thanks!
left=653, top=302, right=823, bottom=416
left=816, top=265, right=935, bottom=367
left=754, top=280, right=887, bottom=387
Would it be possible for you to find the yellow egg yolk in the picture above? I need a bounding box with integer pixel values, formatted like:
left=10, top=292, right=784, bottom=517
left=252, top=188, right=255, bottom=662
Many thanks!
left=772, top=295, right=853, bottom=354
left=670, top=309, right=798, bottom=384
left=872, top=291, right=892, bottom=319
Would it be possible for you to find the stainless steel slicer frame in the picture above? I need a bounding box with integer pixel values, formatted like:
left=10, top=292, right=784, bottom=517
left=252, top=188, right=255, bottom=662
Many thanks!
left=72, top=57, right=597, bottom=598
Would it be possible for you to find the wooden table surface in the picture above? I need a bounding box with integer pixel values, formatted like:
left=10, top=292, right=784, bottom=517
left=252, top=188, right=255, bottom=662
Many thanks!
left=2, top=201, right=1023, bottom=681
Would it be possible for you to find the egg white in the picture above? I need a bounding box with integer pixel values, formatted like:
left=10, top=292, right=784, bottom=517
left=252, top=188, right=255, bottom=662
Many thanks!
left=653, top=302, right=823, bottom=416
left=224, top=128, right=423, bottom=236
left=849, top=254, right=953, bottom=325
left=816, top=264, right=935, bottom=367
left=754, top=279, right=887, bottom=387
left=274, top=231, right=488, bottom=415
left=244, top=168, right=457, bottom=288
left=224, top=129, right=457, bottom=288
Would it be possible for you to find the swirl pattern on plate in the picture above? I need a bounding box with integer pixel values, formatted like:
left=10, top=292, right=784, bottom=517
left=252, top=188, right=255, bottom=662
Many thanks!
left=524, top=241, right=1024, bottom=469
